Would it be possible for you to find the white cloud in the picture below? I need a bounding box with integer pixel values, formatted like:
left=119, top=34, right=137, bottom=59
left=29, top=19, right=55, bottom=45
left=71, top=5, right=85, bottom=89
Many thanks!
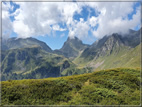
left=12, top=2, right=53, bottom=37
left=13, top=20, right=33, bottom=38
left=2, top=2, right=13, bottom=39
left=68, top=18, right=90, bottom=39
left=2, top=1, right=141, bottom=40
left=86, top=2, right=140, bottom=38
left=11, top=2, right=82, bottom=38
left=89, top=16, right=98, bottom=27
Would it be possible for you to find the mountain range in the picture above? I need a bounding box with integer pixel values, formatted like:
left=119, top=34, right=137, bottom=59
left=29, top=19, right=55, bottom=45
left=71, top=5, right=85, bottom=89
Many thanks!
left=1, top=28, right=141, bottom=81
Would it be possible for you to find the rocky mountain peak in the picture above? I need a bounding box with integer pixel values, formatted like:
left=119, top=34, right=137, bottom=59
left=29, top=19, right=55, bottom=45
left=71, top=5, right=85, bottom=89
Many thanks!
left=54, top=36, right=89, bottom=58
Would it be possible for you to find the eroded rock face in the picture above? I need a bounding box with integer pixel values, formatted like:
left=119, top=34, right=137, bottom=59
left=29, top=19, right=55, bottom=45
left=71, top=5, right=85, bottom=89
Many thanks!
left=81, top=29, right=139, bottom=61
left=99, top=33, right=124, bottom=56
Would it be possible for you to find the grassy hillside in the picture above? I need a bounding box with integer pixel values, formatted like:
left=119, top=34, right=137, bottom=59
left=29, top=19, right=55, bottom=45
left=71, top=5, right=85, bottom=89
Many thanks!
left=74, top=44, right=141, bottom=70
left=1, top=68, right=140, bottom=105
left=92, top=44, right=141, bottom=70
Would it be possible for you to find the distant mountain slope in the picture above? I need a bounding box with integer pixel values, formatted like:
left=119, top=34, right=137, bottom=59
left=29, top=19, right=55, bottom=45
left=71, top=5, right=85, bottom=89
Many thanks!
left=2, top=37, right=52, bottom=52
left=1, top=47, right=76, bottom=81
left=54, top=37, right=89, bottom=58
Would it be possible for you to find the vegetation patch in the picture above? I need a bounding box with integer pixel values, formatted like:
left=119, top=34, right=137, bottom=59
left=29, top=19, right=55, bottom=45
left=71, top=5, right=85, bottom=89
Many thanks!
left=1, top=68, right=140, bottom=105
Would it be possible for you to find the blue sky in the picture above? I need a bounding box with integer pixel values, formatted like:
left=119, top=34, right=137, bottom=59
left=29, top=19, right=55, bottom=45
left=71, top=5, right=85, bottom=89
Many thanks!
left=2, top=1, right=141, bottom=50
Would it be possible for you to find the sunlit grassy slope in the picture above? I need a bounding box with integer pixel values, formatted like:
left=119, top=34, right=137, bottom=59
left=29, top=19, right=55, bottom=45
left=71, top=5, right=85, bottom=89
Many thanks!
left=1, top=68, right=140, bottom=105
left=74, top=44, right=141, bottom=70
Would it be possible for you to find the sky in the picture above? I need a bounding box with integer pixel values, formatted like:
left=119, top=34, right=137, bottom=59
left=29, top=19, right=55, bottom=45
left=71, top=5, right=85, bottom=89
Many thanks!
left=2, top=1, right=141, bottom=50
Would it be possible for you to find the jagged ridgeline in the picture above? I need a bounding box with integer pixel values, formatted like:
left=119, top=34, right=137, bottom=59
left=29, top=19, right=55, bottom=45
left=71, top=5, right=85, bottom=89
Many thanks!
left=1, top=28, right=141, bottom=81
